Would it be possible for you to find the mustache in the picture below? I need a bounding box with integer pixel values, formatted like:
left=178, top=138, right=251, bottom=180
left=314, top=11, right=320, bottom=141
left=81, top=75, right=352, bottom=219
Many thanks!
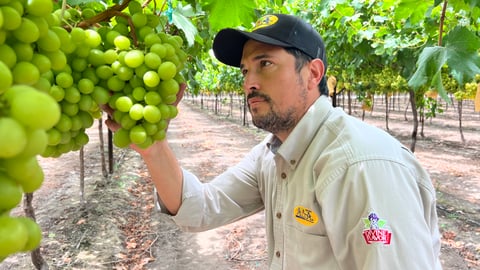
left=247, top=92, right=271, bottom=102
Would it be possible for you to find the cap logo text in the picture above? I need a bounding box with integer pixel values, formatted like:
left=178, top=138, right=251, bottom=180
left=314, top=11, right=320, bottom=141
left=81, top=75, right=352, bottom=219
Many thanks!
left=252, top=15, right=278, bottom=31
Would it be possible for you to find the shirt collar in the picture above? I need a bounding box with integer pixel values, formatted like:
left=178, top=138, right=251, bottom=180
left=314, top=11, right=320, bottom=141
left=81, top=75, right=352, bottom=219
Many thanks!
left=269, top=96, right=332, bottom=169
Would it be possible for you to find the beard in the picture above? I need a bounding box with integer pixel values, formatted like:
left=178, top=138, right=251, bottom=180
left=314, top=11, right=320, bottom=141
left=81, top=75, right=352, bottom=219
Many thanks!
left=247, top=89, right=307, bottom=134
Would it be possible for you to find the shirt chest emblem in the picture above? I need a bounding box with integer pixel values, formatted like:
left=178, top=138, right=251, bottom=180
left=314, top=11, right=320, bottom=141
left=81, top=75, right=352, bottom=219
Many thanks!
left=362, top=212, right=392, bottom=245
left=293, top=206, right=319, bottom=226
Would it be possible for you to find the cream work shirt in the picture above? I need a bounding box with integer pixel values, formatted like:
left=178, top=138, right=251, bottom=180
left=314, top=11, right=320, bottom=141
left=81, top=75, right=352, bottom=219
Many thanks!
left=164, top=96, right=442, bottom=269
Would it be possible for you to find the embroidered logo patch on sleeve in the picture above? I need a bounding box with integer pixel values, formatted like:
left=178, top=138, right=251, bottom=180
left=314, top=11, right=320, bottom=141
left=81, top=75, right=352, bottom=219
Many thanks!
left=362, top=212, right=392, bottom=245
left=293, top=206, right=318, bottom=226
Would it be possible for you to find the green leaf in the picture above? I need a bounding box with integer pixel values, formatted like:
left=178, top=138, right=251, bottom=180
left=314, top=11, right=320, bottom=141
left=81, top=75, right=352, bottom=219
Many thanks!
left=201, top=0, right=257, bottom=31
left=172, top=7, right=198, bottom=47
left=444, top=27, right=480, bottom=85
left=408, top=46, right=447, bottom=90
left=394, top=0, right=431, bottom=25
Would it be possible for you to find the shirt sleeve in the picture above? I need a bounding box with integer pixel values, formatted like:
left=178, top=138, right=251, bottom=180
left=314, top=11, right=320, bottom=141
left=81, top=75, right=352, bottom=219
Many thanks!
left=168, top=148, right=266, bottom=232
left=318, top=156, right=441, bottom=269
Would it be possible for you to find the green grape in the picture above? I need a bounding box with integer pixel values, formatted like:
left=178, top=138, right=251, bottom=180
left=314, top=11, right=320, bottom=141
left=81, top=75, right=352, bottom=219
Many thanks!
left=49, top=85, right=65, bottom=102
left=44, top=50, right=67, bottom=71
left=51, top=26, right=75, bottom=53
left=61, top=101, right=79, bottom=116
left=132, top=86, right=146, bottom=101
left=137, top=26, right=154, bottom=41
left=13, top=18, right=40, bottom=43
left=26, top=0, right=54, bottom=17
left=169, top=105, right=179, bottom=118
left=31, top=53, right=52, bottom=74
left=3, top=155, right=44, bottom=193
left=0, top=44, right=16, bottom=68
left=74, top=132, right=89, bottom=147
left=85, top=29, right=102, bottom=48
left=64, top=86, right=81, bottom=103
left=12, top=62, right=40, bottom=85
left=37, top=29, right=61, bottom=52
left=150, top=43, right=166, bottom=59
left=106, top=30, right=120, bottom=45
left=156, top=119, right=167, bottom=130
left=0, top=117, right=27, bottom=158
left=78, top=78, right=94, bottom=94
left=33, top=77, right=51, bottom=93
left=70, top=27, right=86, bottom=44
left=0, top=61, right=12, bottom=93
left=71, top=57, right=87, bottom=72
left=144, top=91, right=161, bottom=105
left=78, top=95, right=94, bottom=111
left=146, top=14, right=160, bottom=28
left=136, top=136, right=153, bottom=149
left=75, top=45, right=90, bottom=58
left=8, top=85, right=61, bottom=129
left=129, top=125, right=147, bottom=144
left=103, top=49, right=118, bottom=64
left=46, top=128, right=62, bottom=146
left=88, top=49, right=106, bottom=66
left=143, top=70, right=160, bottom=87
left=55, top=114, right=73, bottom=133
left=12, top=42, right=33, bottom=62
left=124, top=50, right=144, bottom=68
left=1, top=6, right=21, bottom=30
left=55, top=72, right=74, bottom=88
left=78, top=111, right=94, bottom=128
left=129, top=103, right=144, bottom=120
left=131, top=13, right=147, bottom=28
left=0, top=216, right=28, bottom=258
left=159, top=78, right=179, bottom=97
left=120, top=114, right=136, bottom=129
left=115, top=96, right=133, bottom=112
left=163, top=43, right=176, bottom=58
left=107, top=75, right=126, bottom=92
left=144, top=52, right=161, bottom=69
left=70, top=115, right=83, bottom=131
left=144, top=33, right=162, bottom=48
left=116, top=66, right=134, bottom=81
left=114, top=35, right=130, bottom=50
left=0, top=174, right=22, bottom=211
left=157, top=61, right=177, bottom=81
left=142, top=121, right=158, bottom=135
left=152, top=129, right=166, bottom=141
left=17, top=128, right=48, bottom=157
left=96, top=65, right=114, bottom=80
left=129, top=75, right=143, bottom=88
left=128, top=1, right=143, bottom=14
left=81, top=67, right=99, bottom=84
left=91, top=86, right=110, bottom=105
left=158, top=103, right=170, bottom=120
left=113, top=128, right=131, bottom=148
left=16, top=217, right=42, bottom=252
left=134, top=64, right=149, bottom=78
left=143, top=105, right=161, bottom=123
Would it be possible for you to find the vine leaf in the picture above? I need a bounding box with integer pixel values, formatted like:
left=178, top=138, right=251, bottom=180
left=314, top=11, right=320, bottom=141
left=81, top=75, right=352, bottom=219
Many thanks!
left=408, top=27, right=480, bottom=101
left=171, top=4, right=198, bottom=47
left=201, top=0, right=256, bottom=31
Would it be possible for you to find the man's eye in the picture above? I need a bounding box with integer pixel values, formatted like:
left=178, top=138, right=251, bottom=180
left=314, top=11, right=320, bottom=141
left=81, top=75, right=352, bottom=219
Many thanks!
left=241, top=69, right=247, bottom=76
left=260, top=60, right=271, bottom=67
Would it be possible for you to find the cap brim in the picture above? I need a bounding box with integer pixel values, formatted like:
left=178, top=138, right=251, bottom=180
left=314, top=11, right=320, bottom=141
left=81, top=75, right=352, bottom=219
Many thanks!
left=212, top=28, right=292, bottom=67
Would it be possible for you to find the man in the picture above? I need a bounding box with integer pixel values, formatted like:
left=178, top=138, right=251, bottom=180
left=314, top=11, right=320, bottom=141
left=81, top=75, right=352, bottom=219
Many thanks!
left=109, top=14, right=442, bottom=269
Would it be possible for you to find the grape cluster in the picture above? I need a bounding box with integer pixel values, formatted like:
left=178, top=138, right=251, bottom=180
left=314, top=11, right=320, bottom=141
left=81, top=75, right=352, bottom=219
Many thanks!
left=0, top=0, right=60, bottom=259
left=0, top=0, right=187, bottom=260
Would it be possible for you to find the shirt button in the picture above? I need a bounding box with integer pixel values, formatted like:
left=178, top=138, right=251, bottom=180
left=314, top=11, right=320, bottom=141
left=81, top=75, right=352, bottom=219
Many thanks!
left=290, top=160, right=296, bottom=165
left=276, top=251, right=281, bottom=257
left=276, top=212, right=282, bottom=219
left=281, top=172, right=287, bottom=179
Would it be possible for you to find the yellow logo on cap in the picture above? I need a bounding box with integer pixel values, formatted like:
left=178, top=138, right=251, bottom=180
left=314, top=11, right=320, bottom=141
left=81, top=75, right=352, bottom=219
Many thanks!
left=294, top=206, right=319, bottom=226
left=252, top=15, right=278, bottom=31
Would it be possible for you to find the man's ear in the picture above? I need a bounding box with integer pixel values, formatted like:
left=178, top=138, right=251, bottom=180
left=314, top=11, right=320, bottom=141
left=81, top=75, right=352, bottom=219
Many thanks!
left=308, top=59, right=325, bottom=90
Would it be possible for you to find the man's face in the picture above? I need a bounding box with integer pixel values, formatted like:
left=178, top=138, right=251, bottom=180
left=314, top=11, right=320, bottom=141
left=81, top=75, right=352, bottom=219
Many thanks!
left=239, top=40, right=312, bottom=137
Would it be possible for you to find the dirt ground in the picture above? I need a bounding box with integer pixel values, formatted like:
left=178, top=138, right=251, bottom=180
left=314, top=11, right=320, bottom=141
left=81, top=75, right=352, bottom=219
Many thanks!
left=1, top=96, right=479, bottom=270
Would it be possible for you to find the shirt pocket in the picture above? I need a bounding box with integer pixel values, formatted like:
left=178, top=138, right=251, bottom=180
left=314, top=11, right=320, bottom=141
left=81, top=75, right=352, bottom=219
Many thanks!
left=285, top=224, right=338, bottom=269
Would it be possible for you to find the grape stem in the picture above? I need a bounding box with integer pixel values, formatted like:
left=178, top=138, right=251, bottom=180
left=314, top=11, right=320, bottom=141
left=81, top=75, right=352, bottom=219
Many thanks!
left=73, top=0, right=132, bottom=29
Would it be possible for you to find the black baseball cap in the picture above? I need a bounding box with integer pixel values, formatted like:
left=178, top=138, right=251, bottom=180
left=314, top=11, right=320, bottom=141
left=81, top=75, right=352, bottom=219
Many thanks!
left=212, top=13, right=327, bottom=70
